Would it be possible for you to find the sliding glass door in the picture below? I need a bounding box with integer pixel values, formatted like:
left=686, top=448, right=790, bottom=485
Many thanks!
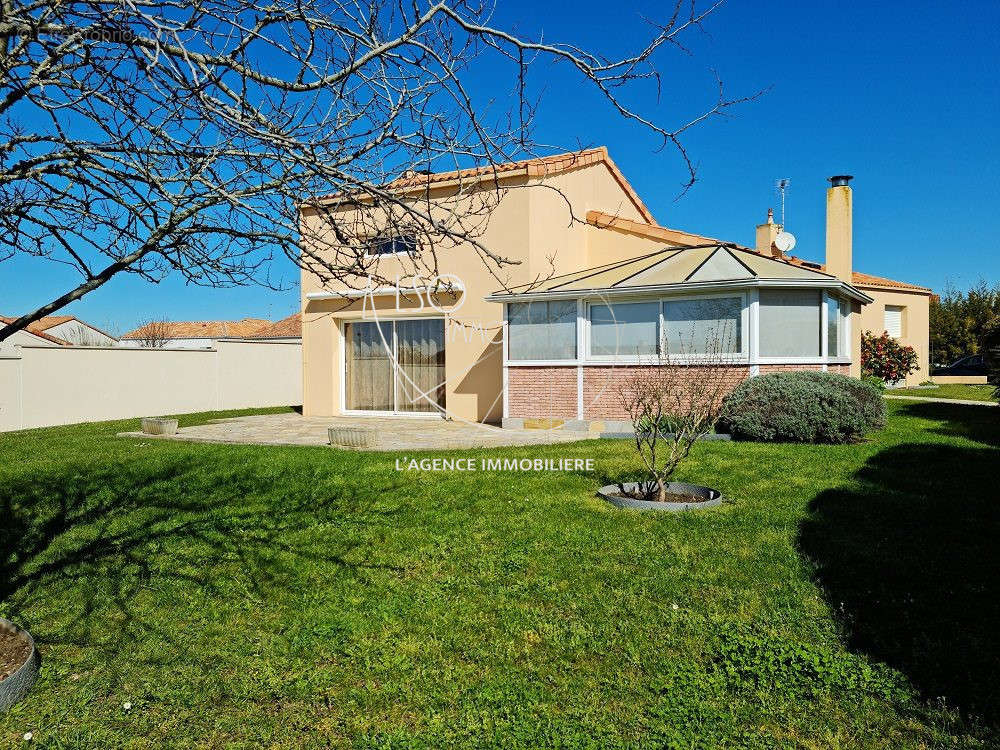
left=345, top=319, right=445, bottom=413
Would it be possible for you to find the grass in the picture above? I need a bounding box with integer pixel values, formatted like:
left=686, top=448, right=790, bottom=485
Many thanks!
left=1, top=403, right=998, bottom=747
left=892, top=383, right=998, bottom=402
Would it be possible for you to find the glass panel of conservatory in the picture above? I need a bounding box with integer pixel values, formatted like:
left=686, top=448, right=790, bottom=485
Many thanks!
left=589, top=302, right=659, bottom=356
left=759, top=290, right=821, bottom=357
left=827, top=296, right=843, bottom=357
left=662, top=296, right=742, bottom=355
left=507, top=301, right=577, bottom=360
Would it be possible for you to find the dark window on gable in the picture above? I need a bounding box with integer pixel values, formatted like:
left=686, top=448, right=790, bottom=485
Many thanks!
left=369, top=234, right=417, bottom=256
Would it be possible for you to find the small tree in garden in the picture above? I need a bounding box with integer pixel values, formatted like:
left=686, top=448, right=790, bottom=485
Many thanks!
left=861, top=330, right=919, bottom=384
left=617, top=331, right=735, bottom=502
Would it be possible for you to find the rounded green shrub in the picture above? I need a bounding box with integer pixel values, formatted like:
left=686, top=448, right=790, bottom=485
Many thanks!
left=719, top=371, right=886, bottom=443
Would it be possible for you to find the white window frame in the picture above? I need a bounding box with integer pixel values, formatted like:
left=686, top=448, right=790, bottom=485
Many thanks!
left=503, top=288, right=852, bottom=369
left=503, top=299, right=579, bottom=366
left=584, top=298, right=662, bottom=362
left=884, top=304, right=904, bottom=339
left=656, top=291, right=750, bottom=364
left=339, top=314, right=447, bottom=418
left=756, top=289, right=827, bottom=365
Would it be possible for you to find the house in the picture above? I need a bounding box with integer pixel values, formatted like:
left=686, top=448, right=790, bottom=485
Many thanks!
left=32, top=316, right=118, bottom=346
left=0, top=316, right=68, bottom=351
left=299, top=148, right=931, bottom=426
left=242, top=313, right=302, bottom=343
left=120, top=318, right=273, bottom=348
left=0, top=315, right=118, bottom=349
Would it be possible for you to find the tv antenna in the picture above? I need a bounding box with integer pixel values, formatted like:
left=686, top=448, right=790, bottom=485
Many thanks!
left=773, top=179, right=796, bottom=253
left=775, top=178, right=790, bottom=227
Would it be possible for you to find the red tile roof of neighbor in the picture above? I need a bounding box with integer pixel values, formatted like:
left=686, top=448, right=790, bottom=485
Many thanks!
left=121, top=315, right=302, bottom=341
left=122, top=318, right=272, bottom=340
left=244, top=313, right=302, bottom=339
left=0, top=316, right=69, bottom=344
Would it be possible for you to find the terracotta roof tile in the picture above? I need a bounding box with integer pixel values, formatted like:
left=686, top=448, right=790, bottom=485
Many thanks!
left=0, top=316, right=69, bottom=344
left=33, top=315, right=76, bottom=330
left=776, top=257, right=931, bottom=293
left=586, top=210, right=930, bottom=294
left=311, top=147, right=657, bottom=225
left=244, top=313, right=301, bottom=339
left=121, top=318, right=272, bottom=340
left=586, top=210, right=728, bottom=248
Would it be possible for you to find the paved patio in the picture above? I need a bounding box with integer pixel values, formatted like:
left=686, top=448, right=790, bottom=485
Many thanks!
left=118, top=413, right=594, bottom=451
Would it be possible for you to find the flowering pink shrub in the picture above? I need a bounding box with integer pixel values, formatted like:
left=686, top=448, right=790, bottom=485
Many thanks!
left=861, top=330, right=919, bottom=383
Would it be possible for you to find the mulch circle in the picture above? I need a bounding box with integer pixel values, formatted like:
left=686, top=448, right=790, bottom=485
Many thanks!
left=0, top=627, right=32, bottom=683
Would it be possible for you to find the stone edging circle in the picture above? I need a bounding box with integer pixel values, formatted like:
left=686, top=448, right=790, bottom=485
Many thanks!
left=0, top=618, right=39, bottom=713
left=597, top=481, right=724, bottom=512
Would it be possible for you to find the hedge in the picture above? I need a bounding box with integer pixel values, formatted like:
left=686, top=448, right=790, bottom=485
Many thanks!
left=719, top=371, right=885, bottom=443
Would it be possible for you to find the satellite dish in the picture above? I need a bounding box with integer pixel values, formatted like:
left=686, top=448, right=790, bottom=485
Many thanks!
left=774, top=231, right=796, bottom=253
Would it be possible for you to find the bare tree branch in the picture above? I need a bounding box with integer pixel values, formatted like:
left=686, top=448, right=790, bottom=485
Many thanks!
left=0, top=0, right=756, bottom=341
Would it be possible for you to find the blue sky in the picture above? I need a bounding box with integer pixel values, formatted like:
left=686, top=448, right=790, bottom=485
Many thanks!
left=3, top=0, right=998, bottom=334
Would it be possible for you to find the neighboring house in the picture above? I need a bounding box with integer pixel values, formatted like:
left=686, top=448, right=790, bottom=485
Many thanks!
left=0, top=316, right=68, bottom=351
left=31, top=315, right=118, bottom=346
left=299, top=148, right=932, bottom=425
left=0, top=315, right=118, bottom=349
left=242, top=313, right=302, bottom=343
left=120, top=319, right=272, bottom=348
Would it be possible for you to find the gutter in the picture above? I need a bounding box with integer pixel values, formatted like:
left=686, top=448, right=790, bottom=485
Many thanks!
left=485, top=278, right=874, bottom=305
left=306, top=282, right=465, bottom=301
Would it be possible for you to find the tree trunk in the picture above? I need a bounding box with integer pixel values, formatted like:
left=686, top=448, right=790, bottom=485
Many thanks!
left=656, top=477, right=667, bottom=502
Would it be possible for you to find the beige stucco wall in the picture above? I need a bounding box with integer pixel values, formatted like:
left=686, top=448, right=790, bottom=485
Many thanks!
left=0, top=341, right=302, bottom=432
left=300, top=159, right=931, bottom=419
left=300, top=162, right=652, bottom=423
left=857, top=287, right=931, bottom=385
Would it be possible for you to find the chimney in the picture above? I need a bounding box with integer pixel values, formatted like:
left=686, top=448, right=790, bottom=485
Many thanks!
left=755, top=208, right=782, bottom=257
left=825, top=175, right=853, bottom=281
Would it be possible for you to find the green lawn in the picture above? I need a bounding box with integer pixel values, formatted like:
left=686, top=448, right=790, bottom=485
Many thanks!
left=1, top=403, right=998, bottom=747
left=894, top=383, right=998, bottom=402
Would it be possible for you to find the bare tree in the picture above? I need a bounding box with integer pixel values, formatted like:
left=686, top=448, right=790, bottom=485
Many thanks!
left=62, top=322, right=115, bottom=346
left=617, top=326, right=737, bottom=502
left=0, top=0, right=757, bottom=342
left=131, top=319, right=171, bottom=348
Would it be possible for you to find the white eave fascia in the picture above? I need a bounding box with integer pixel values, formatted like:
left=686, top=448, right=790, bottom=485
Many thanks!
left=307, top=282, right=464, bottom=300
left=484, top=278, right=874, bottom=305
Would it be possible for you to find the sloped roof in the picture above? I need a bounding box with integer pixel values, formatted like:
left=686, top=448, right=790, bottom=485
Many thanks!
left=585, top=209, right=931, bottom=294
left=32, top=315, right=120, bottom=340
left=311, top=147, right=656, bottom=224
left=33, top=315, right=76, bottom=329
left=121, top=318, right=271, bottom=340
left=492, top=243, right=854, bottom=298
left=0, top=316, right=69, bottom=344
left=586, top=210, right=726, bottom=248
left=244, top=313, right=301, bottom=339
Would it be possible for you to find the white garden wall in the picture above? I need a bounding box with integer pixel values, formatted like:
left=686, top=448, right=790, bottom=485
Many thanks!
left=0, top=340, right=301, bottom=432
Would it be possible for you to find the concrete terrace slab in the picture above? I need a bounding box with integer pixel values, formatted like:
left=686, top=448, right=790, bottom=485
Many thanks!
left=118, top=413, right=594, bottom=451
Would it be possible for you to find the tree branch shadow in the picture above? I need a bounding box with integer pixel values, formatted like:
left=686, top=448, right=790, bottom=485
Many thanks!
left=0, top=453, right=408, bottom=678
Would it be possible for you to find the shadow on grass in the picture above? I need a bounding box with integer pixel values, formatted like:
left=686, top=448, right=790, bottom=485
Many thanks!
left=0, top=452, right=405, bottom=669
left=799, top=428, right=1000, bottom=724
left=895, top=400, right=999, bottom=446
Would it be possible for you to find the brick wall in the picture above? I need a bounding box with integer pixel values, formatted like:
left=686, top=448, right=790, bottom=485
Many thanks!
left=582, top=365, right=751, bottom=420
left=507, top=363, right=855, bottom=421
left=507, top=366, right=578, bottom=418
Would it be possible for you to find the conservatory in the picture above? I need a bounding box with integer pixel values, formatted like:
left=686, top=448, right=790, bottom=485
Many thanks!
left=485, top=244, right=873, bottom=425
